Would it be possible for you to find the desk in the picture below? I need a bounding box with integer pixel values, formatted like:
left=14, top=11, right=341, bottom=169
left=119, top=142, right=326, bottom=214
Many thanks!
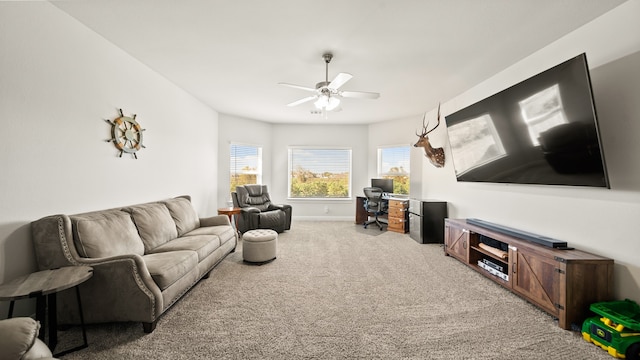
left=356, top=196, right=409, bottom=233
left=0, top=266, right=93, bottom=356
left=356, top=196, right=386, bottom=224
left=355, top=196, right=369, bottom=224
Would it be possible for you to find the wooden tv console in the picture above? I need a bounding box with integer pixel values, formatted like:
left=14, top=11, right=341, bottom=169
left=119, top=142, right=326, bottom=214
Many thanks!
left=444, top=219, right=614, bottom=330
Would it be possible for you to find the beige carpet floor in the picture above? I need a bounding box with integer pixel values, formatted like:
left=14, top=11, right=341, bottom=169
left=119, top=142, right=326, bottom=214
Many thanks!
left=57, top=221, right=609, bottom=359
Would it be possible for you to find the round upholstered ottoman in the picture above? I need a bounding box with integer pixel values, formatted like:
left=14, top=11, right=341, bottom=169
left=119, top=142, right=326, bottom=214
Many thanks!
left=242, top=229, right=278, bottom=264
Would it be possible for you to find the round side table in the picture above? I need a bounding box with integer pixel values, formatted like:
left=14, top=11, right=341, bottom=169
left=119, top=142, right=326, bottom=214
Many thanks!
left=218, top=207, right=242, bottom=236
left=0, top=266, right=93, bottom=357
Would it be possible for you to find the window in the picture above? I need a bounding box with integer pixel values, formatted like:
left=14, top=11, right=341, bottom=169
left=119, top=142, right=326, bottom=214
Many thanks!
left=448, top=114, right=506, bottom=175
left=288, top=147, right=352, bottom=199
left=377, top=146, right=410, bottom=194
left=230, top=143, right=262, bottom=193
left=519, top=84, right=568, bottom=146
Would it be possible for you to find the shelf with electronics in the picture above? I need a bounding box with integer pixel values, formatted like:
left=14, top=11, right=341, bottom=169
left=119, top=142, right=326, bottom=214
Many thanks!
left=444, top=218, right=614, bottom=330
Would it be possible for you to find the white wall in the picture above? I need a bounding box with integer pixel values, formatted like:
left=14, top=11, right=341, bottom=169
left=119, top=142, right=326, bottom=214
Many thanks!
left=221, top=116, right=428, bottom=220
left=270, top=124, right=368, bottom=219
left=420, top=0, right=640, bottom=301
left=0, top=2, right=219, bottom=315
left=368, top=115, right=428, bottom=200
left=218, top=113, right=273, bottom=205
left=219, top=116, right=369, bottom=219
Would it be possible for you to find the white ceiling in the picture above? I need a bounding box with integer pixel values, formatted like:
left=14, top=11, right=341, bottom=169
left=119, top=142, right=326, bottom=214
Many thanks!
left=51, top=0, right=626, bottom=124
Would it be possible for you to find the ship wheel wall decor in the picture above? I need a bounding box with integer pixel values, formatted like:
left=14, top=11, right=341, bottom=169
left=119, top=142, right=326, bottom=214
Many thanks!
left=105, top=109, right=146, bottom=159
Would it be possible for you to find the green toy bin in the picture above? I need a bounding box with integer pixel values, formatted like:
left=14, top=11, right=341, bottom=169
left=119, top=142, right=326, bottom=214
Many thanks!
left=582, top=299, right=640, bottom=360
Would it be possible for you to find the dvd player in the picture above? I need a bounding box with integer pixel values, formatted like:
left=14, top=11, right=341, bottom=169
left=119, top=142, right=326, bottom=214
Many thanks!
left=467, top=218, right=568, bottom=249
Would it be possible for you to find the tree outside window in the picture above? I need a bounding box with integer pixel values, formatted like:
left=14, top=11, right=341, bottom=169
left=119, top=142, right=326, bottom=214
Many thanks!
left=288, top=148, right=351, bottom=199
left=378, top=146, right=410, bottom=194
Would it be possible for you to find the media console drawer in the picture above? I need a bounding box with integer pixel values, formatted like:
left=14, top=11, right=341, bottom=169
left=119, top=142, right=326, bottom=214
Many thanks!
left=444, top=218, right=614, bottom=330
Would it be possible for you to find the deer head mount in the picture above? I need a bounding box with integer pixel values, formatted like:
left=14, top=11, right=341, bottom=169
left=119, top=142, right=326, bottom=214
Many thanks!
left=414, top=103, right=445, bottom=168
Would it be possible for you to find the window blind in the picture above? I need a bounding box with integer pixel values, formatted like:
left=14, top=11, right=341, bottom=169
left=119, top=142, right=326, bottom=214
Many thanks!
left=288, top=148, right=352, bottom=199
left=230, top=144, right=262, bottom=192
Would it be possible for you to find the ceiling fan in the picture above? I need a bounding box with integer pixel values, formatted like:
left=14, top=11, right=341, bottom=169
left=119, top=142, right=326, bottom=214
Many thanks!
left=279, top=53, right=380, bottom=112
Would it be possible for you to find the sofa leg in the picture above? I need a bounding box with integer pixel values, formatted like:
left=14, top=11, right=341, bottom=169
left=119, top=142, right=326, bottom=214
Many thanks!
left=143, top=321, right=157, bottom=333
left=202, top=271, right=211, bottom=279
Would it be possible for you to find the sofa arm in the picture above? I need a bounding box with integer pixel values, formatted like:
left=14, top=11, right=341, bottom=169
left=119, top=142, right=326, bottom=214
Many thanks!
left=57, top=254, right=162, bottom=325
left=31, top=215, right=79, bottom=270
left=200, top=214, right=231, bottom=227
left=0, top=318, right=56, bottom=360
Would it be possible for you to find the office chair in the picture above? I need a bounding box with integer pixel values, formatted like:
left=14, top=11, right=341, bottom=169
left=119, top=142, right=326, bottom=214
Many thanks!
left=363, top=187, right=388, bottom=230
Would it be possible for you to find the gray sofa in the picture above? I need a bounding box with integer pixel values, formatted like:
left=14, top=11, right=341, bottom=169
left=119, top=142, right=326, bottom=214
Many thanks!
left=31, top=196, right=237, bottom=333
left=0, top=318, right=57, bottom=359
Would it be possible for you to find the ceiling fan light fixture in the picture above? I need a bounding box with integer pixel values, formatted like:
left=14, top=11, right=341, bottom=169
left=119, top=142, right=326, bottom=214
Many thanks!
left=280, top=53, right=378, bottom=112
left=314, top=94, right=340, bottom=111
left=326, top=96, right=340, bottom=111
left=314, top=94, right=328, bottom=109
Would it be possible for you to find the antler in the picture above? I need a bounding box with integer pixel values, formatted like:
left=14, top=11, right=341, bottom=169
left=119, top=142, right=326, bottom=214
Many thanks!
left=416, top=103, right=441, bottom=137
left=416, top=113, right=429, bottom=137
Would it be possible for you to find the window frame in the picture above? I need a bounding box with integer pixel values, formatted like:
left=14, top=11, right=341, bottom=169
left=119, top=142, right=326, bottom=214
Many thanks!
left=287, top=146, right=353, bottom=200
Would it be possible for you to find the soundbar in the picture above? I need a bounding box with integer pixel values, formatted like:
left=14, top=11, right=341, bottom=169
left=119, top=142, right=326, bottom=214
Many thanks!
left=467, top=218, right=568, bottom=249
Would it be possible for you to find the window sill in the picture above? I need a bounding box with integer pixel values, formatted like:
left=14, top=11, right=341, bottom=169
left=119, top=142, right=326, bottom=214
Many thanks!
left=286, top=197, right=353, bottom=202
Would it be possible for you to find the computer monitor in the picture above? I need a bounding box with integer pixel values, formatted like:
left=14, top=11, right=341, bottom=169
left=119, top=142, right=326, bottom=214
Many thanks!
left=371, top=178, right=394, bottom=194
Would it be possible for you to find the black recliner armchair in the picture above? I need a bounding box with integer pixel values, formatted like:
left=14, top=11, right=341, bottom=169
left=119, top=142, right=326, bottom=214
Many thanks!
left=232, top=184, right=292, bottom=234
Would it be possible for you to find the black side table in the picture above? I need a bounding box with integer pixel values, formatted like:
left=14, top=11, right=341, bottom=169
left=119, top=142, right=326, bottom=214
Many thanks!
left=0, top=266, right=93, bottom=357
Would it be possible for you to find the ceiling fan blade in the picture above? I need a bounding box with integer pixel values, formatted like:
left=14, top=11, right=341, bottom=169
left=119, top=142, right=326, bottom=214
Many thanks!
left=340, top=90, right=380, bottom=99
left=278, top=82, right=317, bottom=92
left=286, top=96, right=317, bottom=107
left=328, top=72, right=353, bottom=90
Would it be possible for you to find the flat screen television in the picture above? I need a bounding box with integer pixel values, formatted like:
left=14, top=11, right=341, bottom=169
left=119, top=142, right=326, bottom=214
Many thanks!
left=371, top=178, right=394, bottom=193
left=444, top=53, right=610, bottom=188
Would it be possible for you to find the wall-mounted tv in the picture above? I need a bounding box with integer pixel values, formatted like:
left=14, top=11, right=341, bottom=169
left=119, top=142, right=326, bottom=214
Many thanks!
left=444, top=53, right=610, bottom=188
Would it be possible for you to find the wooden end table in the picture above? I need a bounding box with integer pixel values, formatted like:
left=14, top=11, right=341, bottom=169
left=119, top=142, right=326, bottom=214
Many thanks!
left=218, top=207, right=242, bottom=236
left=0, top=266, right=93, bottom=357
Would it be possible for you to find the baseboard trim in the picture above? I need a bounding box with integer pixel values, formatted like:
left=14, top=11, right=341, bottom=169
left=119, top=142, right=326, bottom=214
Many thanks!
left=292, top=216, right=352, bottom=221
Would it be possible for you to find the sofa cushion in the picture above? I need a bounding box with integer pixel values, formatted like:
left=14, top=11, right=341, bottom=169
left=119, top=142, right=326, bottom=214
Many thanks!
left=0, top=317, right=41, bottom=360
left=184, top=226, right=236, bottom=245
left=162, top=197, right=200, bottom=236
left=24, top=336, right=54, bottom=359
left=72, top=211, right=145, bottom=258
left=126, top=203, right=178, bottom=252
left=142, top=250, right=198, bottom=290
left=148, top=235, right=220, bottom=262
